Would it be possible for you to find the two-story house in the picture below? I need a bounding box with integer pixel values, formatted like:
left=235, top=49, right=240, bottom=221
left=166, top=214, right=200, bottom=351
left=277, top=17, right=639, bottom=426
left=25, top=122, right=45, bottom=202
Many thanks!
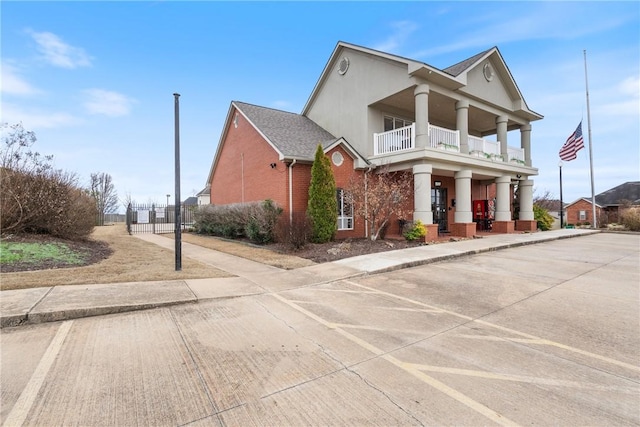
left=207, top=41, right=543, bottom=240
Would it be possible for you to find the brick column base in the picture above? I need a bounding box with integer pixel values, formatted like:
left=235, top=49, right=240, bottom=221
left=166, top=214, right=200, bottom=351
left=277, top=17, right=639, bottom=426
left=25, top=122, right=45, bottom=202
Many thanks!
left=492, top=220, right=515, bottom=234
left=425, top=224, right=439, bottom=242
left=451, top=222, right=477, bottom=238
left=516, top=220, right=537, bottom=232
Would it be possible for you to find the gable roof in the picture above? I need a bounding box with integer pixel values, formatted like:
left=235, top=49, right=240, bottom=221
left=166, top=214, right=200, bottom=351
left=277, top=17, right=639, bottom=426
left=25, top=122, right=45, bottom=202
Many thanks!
left=234, top=101, right=337, bottom=159
left=595, top=181, right=640, bottom=206
left=206, top=101, right=368, bottom=185
left=443, top=48, right=494, bottom=76
left=302, top=41, right=542, bottom=121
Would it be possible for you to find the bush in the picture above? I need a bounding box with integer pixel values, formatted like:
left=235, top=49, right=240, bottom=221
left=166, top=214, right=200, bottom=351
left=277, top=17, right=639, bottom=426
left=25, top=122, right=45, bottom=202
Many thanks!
left=1, top=124, right=96, bottom=240
left=533, top=204, right=554, bottom=231
left=620, top=207, right=640, bottom=231
left=275, top=212, right=312, bottom=250
left=403, top=220, right=426, bottom=241
left=193, top=200, right=283, bottom=244
left=244, top=199, right=283, bottom=244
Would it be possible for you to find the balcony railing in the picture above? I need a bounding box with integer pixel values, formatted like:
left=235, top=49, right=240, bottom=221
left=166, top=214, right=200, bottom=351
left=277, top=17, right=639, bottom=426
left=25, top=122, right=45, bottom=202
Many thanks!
left=429, top=124, right=460, bottom=151
left=373, top=123, right=526, bottom=164
left=373, top=123, right=414, bottom=155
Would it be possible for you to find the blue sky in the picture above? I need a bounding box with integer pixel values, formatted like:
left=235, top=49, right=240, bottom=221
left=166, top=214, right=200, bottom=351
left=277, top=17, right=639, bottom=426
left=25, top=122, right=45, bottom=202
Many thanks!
left=2, top=1, right=639, bottom=211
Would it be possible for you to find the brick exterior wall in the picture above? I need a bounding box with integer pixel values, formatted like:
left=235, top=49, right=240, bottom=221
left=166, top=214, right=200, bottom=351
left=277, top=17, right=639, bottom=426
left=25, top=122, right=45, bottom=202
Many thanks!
left=565, top=199, right=602, bottom=225
left=210, top=110, right=366, bottom=237
left=210, top=108, right=288, bottom=212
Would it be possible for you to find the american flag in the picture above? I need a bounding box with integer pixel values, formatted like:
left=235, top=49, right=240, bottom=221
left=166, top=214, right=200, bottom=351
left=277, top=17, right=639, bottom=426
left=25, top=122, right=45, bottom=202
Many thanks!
left=559, top=122, right=585, bottom=161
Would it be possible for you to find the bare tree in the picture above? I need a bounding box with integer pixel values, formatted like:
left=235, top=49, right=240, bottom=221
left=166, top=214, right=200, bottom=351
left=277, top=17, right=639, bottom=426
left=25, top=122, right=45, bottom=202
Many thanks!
left=89, top=172, right=118, bottom=225
left=347, top=167, right=413, bottom=241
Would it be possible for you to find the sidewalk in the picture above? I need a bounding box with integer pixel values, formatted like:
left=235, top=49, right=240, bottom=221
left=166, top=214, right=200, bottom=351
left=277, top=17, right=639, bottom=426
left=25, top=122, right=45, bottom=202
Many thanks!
left=0, top=228, right=599, bottom=328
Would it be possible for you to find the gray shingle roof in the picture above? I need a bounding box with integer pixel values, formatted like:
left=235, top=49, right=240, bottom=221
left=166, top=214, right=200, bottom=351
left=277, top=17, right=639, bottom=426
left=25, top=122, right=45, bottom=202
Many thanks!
left=443, top=47, right=494, bottom=77
left=234, top=101, right=337, bottom=159
left=595, top=181, right=640, bottom=206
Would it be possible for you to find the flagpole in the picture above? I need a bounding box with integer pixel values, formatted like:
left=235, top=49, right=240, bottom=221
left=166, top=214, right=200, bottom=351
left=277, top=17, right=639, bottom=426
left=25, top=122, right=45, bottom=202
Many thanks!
left=584, top=50, right=596, bottom=228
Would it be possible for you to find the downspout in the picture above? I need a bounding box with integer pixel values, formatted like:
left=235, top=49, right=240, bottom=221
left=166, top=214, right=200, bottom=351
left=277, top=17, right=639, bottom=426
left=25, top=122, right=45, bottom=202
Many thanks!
left=288, top=159, right=297, bottom=225
left=241, top=153, right=245, bottom=203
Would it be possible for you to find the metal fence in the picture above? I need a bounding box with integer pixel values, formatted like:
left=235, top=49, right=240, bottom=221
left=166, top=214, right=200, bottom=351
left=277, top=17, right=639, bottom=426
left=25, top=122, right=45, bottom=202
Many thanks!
left=126, top=203, right=196, bottom=234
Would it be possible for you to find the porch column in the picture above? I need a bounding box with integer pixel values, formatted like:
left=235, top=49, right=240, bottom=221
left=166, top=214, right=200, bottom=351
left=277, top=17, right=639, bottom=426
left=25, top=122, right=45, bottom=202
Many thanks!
left=414, top=84, right=430, bottom=149
left=454, top=170, right=472, bottom=223
left=452, top=169, right=476, bottom=237
left=516, top=179, right=537, bottom=231
left=497, top=115, right=508, bottom=160
left=520, top=124, right=532, bottom=167
left=456, top=100, right=469, bottom=154
left=495, top=176, right=511, bottom=222
left=412, top=164, right=433, bottom=224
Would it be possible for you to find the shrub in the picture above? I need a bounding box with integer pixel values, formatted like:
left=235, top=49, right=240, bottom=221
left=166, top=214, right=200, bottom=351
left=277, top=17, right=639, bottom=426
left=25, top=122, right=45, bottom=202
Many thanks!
left=620, top=207, right=640, bottom=231
left=1, top=123, right=97, bottom=240
left=275, top=212, right=312, bottom=250
left=244, top=199, right=283, bottom=244
left=533, top=204, right=554, bottom=231
left=308, top=144, right=337, bottom=243
left=403, top=220, right=426, bottom=241
left=193, top=200, right=283, bottom=244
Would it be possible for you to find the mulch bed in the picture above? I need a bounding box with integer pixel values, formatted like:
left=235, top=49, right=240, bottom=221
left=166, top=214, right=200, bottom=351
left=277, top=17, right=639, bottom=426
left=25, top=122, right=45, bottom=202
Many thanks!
left=0, top=234, right=112, bottom=273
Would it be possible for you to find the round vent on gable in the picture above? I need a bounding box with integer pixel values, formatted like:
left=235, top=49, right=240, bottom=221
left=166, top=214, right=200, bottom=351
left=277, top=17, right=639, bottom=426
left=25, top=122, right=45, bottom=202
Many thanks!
left=483, top=63, right=494, bottom=82
left=332, top=151, right=344, bottom=166
left=337, top=57, right=350, bottom=75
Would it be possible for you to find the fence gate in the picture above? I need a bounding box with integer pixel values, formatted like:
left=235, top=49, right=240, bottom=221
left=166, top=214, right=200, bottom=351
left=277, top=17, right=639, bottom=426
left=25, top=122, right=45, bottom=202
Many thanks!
left=126, top=203, right=195, bottom=234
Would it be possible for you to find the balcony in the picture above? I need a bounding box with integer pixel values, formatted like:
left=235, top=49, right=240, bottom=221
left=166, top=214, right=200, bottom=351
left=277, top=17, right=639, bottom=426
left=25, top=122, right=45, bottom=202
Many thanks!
left=374, top=123, right=525, bottom=165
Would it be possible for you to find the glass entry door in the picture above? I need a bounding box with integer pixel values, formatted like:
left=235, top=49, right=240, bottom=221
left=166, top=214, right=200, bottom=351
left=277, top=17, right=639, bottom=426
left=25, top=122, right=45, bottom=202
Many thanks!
left=431, top=188, right=448, bottom=232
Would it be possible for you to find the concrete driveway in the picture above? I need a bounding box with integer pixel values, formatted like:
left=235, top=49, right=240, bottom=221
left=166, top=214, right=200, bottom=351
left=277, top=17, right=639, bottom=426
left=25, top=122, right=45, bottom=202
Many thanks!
left=1, top=233, right=638, bottom=426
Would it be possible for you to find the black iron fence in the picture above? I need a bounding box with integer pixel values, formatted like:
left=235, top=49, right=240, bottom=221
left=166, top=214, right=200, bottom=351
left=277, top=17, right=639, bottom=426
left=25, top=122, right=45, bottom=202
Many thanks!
left=126, top=203, right=196, bottom=234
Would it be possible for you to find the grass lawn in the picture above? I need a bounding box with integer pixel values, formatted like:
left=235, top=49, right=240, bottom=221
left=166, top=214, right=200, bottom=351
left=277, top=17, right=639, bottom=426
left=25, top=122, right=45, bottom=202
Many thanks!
left=1, top=241, right=86, bottom=266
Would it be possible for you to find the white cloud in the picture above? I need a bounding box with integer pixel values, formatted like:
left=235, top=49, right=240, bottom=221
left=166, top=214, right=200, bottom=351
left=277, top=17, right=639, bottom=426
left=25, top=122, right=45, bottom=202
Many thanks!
left=28, top=30, right=92, bottom=69
left=372, top=21, right=419, bottom=53
left=0, top=103, right=81, bottom=129
left=1, top=62, right=41, bottom=95
left=83, top=89, right=136, bottom=117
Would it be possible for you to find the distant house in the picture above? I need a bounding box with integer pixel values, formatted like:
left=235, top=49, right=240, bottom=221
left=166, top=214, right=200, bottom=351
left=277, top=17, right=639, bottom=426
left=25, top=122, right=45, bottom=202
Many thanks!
left=196, top=185, right=210, bottom=205
left=183, top=196, right=198, bottom=206
left=565, top=181, right=640, bottom=225
left=206, top=41, right=543, bottom=239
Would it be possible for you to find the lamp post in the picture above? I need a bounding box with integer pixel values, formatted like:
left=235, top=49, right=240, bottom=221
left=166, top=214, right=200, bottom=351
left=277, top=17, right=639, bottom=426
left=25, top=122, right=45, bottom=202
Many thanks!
left=174, top=93, right=182, bottom=271
left=558, top=161, right=564, bottom=229
left=166, top=194, right=170, bottom=207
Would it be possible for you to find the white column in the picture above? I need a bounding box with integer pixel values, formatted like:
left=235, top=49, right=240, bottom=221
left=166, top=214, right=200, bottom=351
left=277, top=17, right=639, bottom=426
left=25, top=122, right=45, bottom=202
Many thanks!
left=456, top=100, right=469, bottom=154
left=454, top=169, right=472, bottom=223
left=496, top=115, right=508, bottom=160
left=413, top=163, right=433, bottom=224
left=414, top=84, right=430, bottom=149
left=520, top=124, right=532, bottom=167
left=495, top=175, right=512, bottom=221
left=519, top=179, right=534, bottom=221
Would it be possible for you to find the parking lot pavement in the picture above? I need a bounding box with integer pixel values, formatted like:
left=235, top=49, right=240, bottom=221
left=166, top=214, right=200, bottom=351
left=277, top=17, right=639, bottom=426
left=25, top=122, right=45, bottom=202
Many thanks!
left=1, top=233, right=638, bottom=426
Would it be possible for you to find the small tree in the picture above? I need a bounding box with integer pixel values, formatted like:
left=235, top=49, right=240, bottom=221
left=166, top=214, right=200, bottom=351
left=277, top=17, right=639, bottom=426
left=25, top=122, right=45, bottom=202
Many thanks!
left=307, top=144, right=337, bottom=243
left=347, top=166, right=413, bottom=241
left=89, top=172, right=118, bottom=225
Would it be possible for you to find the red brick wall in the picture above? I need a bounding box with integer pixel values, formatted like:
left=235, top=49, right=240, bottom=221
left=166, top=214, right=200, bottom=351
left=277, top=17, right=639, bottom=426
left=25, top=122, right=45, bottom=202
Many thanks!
left=565, top=199, right=602, bottom=225
left=326, top=146, right=365, bottom=239
left=210, top=108, right=289, bottom=213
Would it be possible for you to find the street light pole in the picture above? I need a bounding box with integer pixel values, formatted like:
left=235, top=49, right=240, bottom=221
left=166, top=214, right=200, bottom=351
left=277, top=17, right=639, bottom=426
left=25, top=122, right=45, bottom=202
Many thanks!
left=558, top=161, right=564, bottom=229
left=174, top=93, right=182, bottom=271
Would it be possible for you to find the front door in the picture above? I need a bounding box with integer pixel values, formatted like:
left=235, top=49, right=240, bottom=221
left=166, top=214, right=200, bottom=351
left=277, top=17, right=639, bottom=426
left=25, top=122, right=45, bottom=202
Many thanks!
left=431, top=188, right=448, bottom=232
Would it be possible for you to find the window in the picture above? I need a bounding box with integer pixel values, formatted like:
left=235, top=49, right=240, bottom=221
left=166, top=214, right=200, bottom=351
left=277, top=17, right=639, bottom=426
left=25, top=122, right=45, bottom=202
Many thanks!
left=337, top=188, right=353, bottom=230
left=384, top=115, right=412, bottom=132
left=579, top=210, right=586, bottom=221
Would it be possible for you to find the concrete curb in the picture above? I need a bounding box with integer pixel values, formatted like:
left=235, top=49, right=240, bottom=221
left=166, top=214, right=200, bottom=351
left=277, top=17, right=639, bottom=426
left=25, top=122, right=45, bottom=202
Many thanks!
left=1, top=229, right=602, bottom=329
